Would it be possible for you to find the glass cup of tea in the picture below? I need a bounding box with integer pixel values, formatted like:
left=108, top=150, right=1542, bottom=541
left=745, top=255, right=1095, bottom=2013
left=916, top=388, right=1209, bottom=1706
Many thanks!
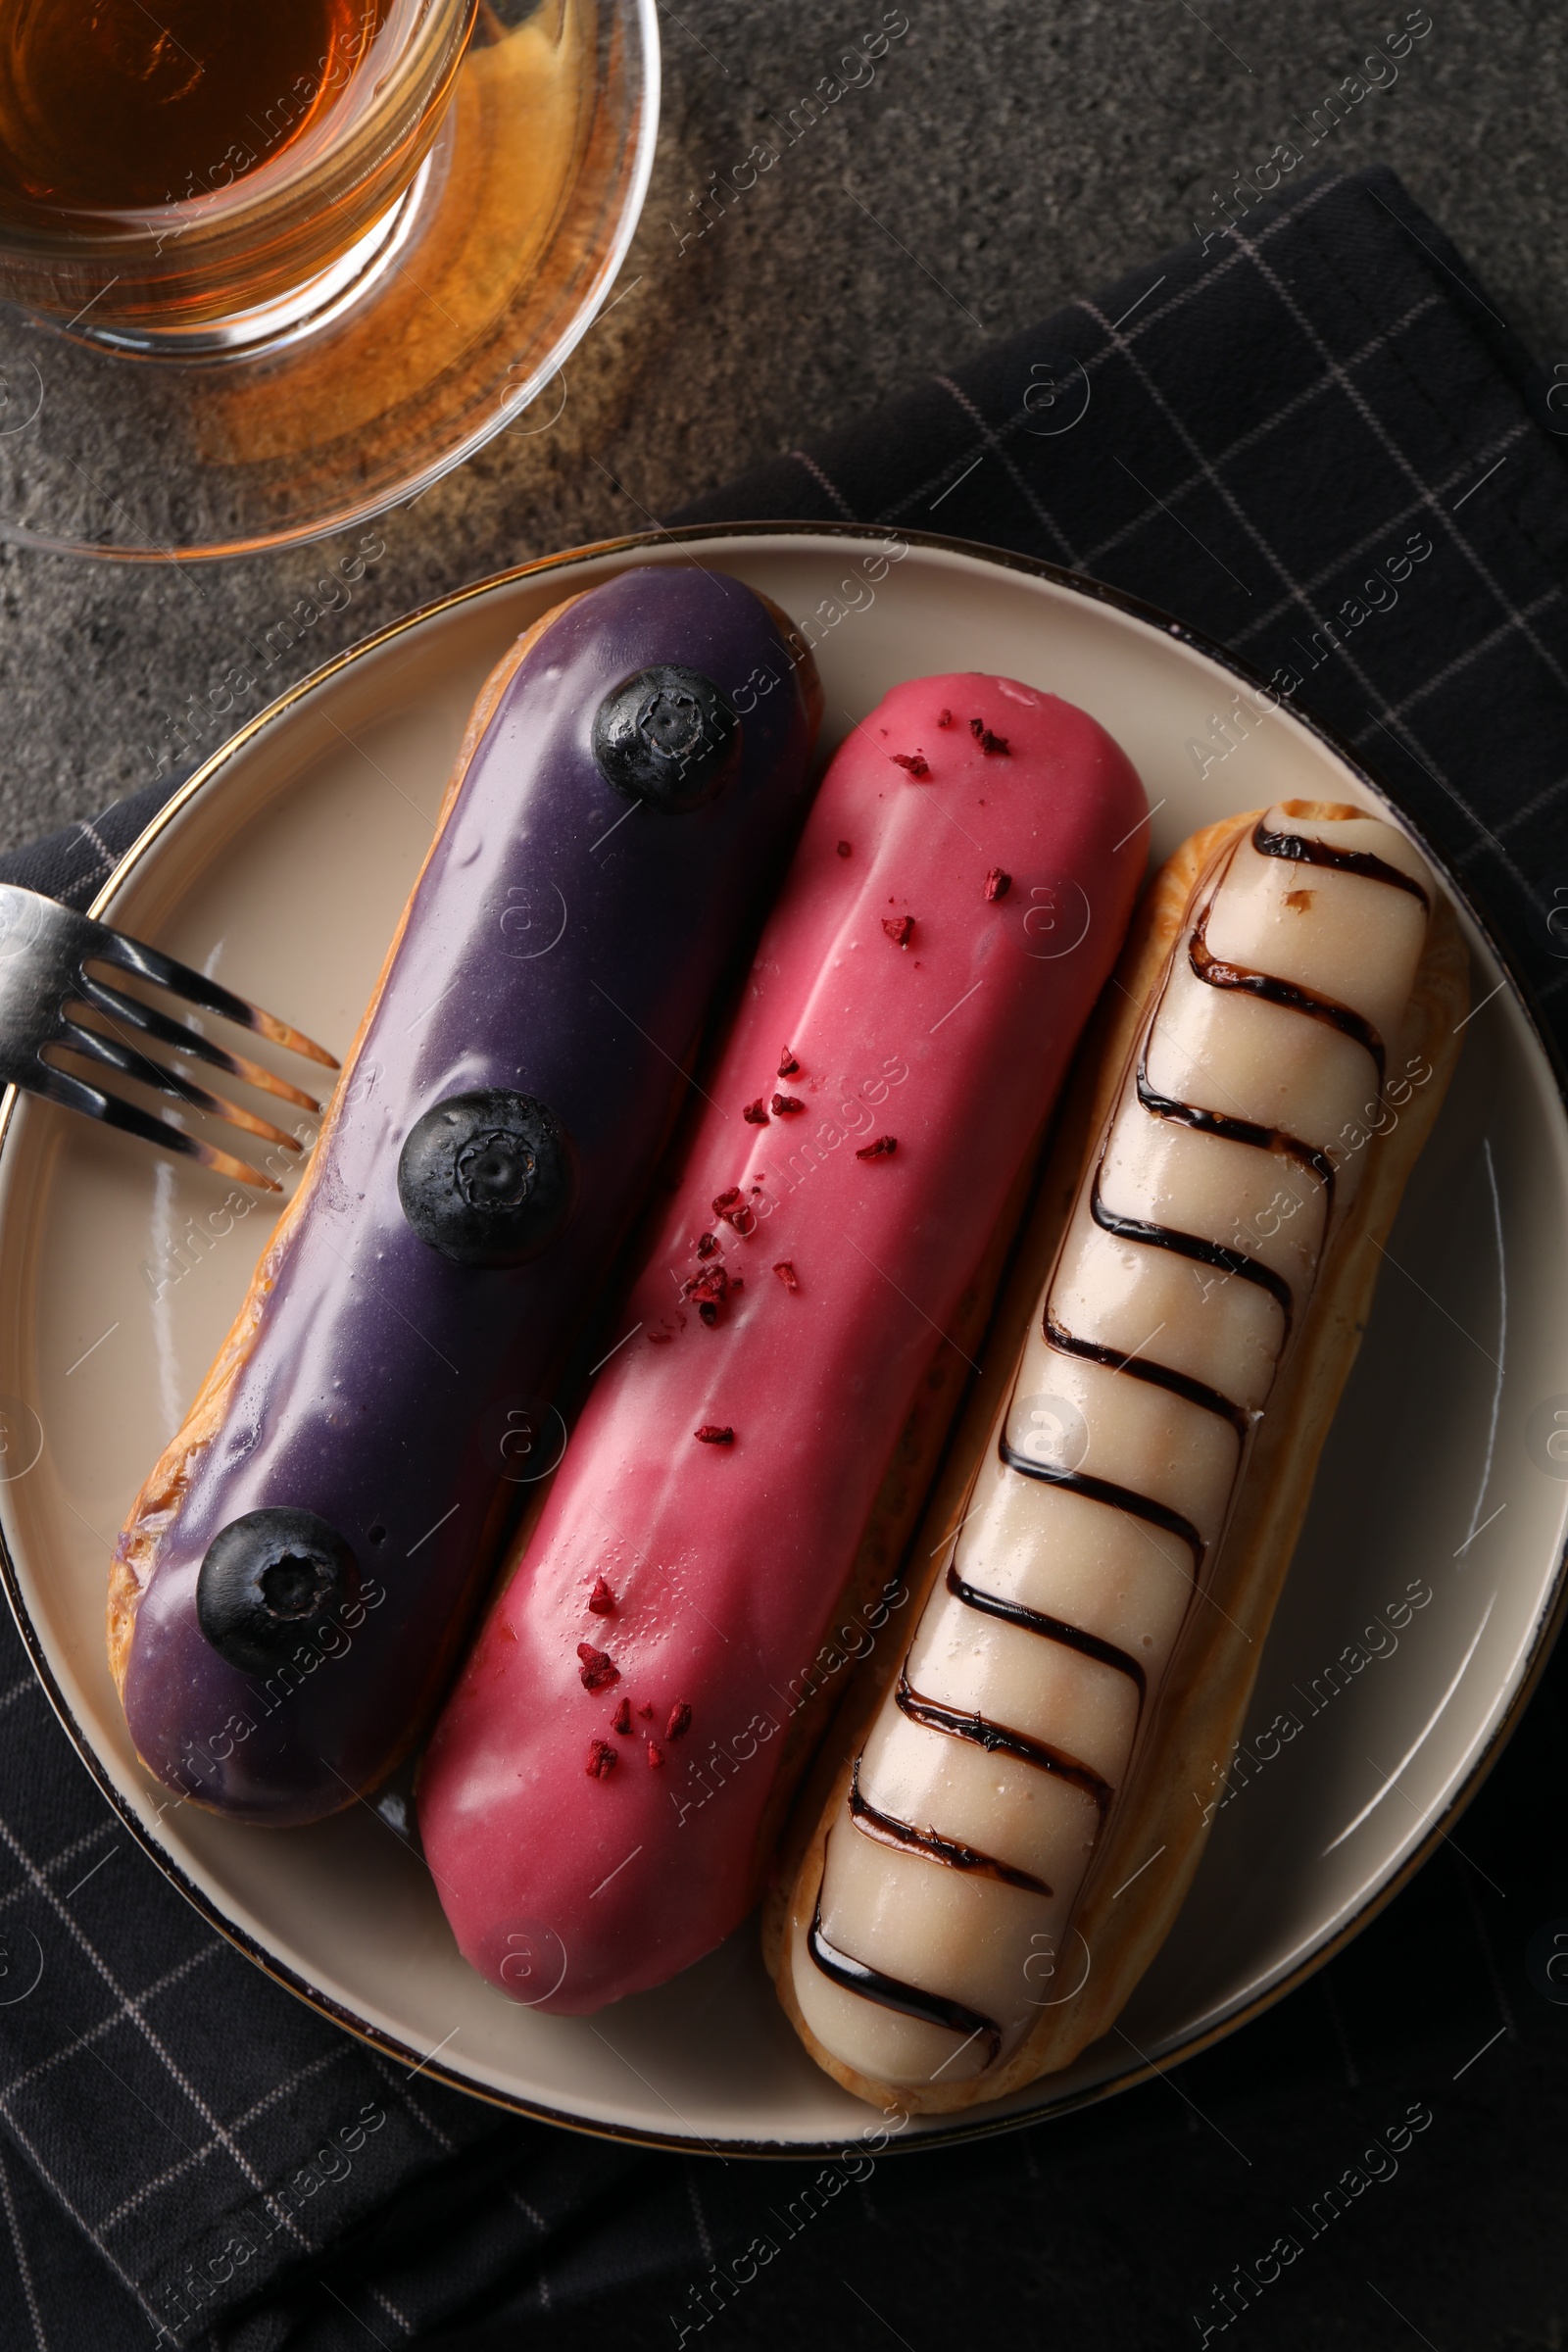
left=0, top=0, right=477, bottom=357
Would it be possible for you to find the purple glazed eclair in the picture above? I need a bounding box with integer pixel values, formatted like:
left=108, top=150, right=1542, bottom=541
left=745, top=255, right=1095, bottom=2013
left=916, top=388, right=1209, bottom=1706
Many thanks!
left=109, top=564, right=821, bottom=1826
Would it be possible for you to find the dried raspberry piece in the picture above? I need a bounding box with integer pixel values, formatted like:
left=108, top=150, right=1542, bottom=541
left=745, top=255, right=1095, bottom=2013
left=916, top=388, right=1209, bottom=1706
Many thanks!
left=712, top=1187, right=756, bottom=1237
left=743, top=1098, right=770, bottom=1125
left=639, top=1703, right=656, bottom=1721
left=984, top=866, right=1011, bottom=902
left=969, top=718, right=1009, bottom=756
left=857, top=1135, right=898, bottom=1161
left=697, top=1231, right=719, bottom=1258
left=778, top=1047, right=801, bottom=1077
left=647, top=1741, right=665, bottom=1769
left=666, top=1700, right=693, bottom=1740
left=588, top=1577, right=616, bottom=1616
left=612, top=1696, right=632, bottom=1735
left=890, top=752, right=929, bottom=778
left=771, top=1093, right=805, bottom=1116
left=882, top=915, right=914, bottom=948
left=586, top=1740, right=617, bottom=1779
left=773, top=1260, right=800, bottom=1293
left=695, top=1424, right=734, bottom=1446
left=686, top=1262, right=729, bottom=1307
left=577, top=1642, right=619, bottom=1692
left=701, top=1281, right=729, bottom=1325
left=836, top=840, right=852, bottom=858
left=937, top=708, right=954, bottom=728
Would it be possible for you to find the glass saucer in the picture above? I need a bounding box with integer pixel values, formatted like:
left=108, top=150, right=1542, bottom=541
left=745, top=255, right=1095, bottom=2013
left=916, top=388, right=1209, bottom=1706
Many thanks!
left=0, top=0, right=658, bottom=561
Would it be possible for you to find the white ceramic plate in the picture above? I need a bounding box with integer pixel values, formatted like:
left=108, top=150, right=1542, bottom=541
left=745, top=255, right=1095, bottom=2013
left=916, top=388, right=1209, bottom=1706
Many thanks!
left=2, top=527, right=1564, bottom=2152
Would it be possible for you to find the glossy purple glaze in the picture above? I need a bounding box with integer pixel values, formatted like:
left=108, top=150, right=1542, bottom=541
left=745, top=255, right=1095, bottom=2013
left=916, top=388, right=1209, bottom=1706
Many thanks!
left=119, top=566, right=815, bottom=1824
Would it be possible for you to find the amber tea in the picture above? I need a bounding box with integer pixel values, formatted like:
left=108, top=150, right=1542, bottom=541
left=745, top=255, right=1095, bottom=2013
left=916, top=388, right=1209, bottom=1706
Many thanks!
left=0, top=0, right=393, bottom=221
left=0, top=0, right=473, bottom=347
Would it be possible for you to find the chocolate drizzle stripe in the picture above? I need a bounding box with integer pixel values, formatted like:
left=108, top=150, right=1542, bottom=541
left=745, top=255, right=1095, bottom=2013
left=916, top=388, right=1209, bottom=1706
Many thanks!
left=946, top=1560, right=1148, bottom=1703
left=1135, top=1054, right=1336, bottom=1232
left=807, top=1896, right=1002, bottom=2064
left=998, top=1434, right=1205, bottom=1575
left=1090, top=1168, right=1294, bottom=1334
left=1044, top=1313, right=1253, bottom=1440
left=1252, top=815, right=1429, bottom=908
left=1190, top=916, right=1386, bottom=1090
left=849, top=1758, right=1054, bottom=1896
left=896, top=1671, right=1113, bottom=1822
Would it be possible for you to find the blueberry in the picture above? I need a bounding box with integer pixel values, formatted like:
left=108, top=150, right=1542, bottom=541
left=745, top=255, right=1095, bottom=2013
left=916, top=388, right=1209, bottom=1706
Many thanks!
left=592, top=665, right=741, bottom=812
left=196, top=1507, right=358, bottom=1674
left=397, top=1089, right=576, bottom=1267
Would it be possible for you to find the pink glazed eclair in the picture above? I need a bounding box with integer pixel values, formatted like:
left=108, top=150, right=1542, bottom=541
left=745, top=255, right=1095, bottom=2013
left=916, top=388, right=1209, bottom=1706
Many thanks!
left=417, top=676, right=1147, bottom=2012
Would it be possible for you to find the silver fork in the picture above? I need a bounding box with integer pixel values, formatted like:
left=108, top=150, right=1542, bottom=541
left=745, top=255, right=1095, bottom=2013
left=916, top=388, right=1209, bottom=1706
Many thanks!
left=0, top=883, right=339, bottom=1194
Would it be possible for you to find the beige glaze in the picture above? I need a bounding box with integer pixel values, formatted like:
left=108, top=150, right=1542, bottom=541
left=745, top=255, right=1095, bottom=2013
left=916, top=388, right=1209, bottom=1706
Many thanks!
left=792, top=806, right=1437, bottom=2085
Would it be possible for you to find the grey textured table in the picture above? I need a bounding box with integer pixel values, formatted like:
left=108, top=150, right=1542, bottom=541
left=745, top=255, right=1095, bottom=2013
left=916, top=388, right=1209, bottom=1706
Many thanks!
left=2, top=0, right=1561, bottom=850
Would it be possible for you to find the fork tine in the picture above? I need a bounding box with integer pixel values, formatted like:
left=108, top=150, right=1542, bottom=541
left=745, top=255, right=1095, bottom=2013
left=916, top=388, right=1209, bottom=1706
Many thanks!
left=26, top=1065, right=282, bottom=1193
left=55, top=1021, right=306, bottom=1153
left=82, top=925, right=340, bottom=1071
left=74, top=973, right=323, bottom=1113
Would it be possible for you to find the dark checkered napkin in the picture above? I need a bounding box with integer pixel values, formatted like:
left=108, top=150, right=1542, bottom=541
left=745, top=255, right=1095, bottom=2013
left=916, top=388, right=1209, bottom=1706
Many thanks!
left=0, top=775, right=180, bottom=915
left=0, top=162, right=1565, bottom=2349
left=0, top=1629, right=502, bottom=2345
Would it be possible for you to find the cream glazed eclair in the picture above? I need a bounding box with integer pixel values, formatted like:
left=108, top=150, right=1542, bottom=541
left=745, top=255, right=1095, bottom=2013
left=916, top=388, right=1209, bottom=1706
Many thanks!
left=772, top=800, right=1468, bottom=2110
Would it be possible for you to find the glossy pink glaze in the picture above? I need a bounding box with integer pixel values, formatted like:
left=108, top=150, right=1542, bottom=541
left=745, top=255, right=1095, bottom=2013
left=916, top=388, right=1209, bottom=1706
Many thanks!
left=418, top=677, right=1147, bottom=2012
